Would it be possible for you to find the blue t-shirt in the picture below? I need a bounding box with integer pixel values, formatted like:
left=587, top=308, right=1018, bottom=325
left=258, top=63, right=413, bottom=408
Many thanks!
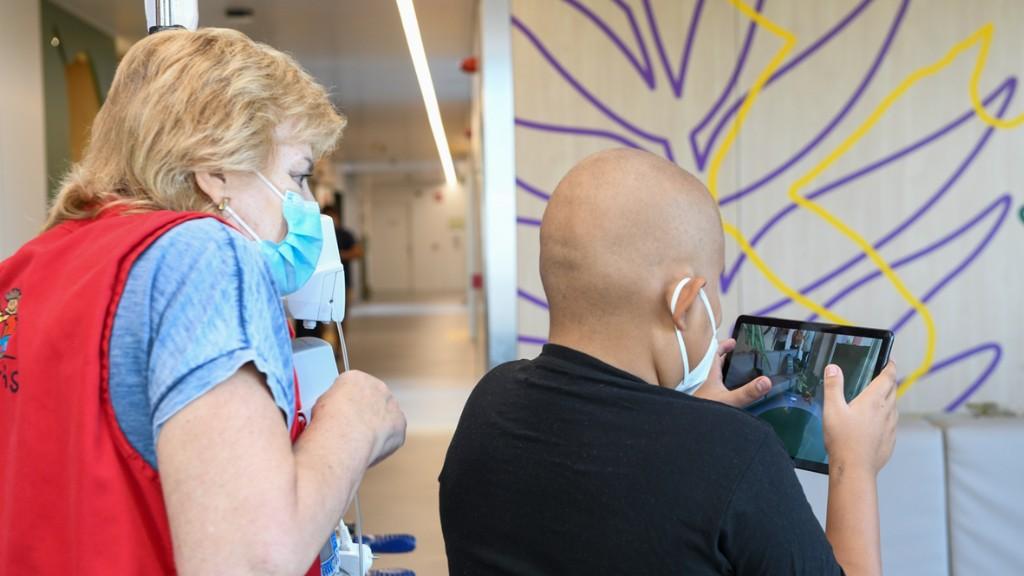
left=108, top=218, right=295, bottom=469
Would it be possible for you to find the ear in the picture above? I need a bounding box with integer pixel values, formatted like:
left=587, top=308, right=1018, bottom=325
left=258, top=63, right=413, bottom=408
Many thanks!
left=194, top=171, right=228, bottom=205
left=666, top=277, right=707, bottom=332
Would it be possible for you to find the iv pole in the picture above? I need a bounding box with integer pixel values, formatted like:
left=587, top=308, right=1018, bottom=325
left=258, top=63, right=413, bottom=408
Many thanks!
left=147, top=0, right=196, bottom=34
left=141, top=2, right=373, bottom=572
left=150, top=0, right=173, bottom=33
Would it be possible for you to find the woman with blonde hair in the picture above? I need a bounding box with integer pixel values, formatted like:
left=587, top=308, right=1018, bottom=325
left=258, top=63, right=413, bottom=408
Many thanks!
left=0, top=28, right=405, bottom=575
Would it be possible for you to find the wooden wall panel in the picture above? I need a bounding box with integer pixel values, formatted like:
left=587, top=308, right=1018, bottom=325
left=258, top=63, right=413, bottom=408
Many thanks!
left=511, top=0, right=1024, bottom=413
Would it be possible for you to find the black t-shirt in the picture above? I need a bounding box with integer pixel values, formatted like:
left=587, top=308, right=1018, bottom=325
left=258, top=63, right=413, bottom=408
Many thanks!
left=439, top=344, right=843, bottom=575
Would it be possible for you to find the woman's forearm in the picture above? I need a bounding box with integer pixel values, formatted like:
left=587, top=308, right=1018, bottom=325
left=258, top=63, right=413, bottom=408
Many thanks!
left=289, top=407, right=377, bottom=562
left=159, top=365, right=383, bottom=576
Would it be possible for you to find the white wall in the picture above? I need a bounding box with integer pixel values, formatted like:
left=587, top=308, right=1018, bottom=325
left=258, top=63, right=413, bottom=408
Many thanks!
left=0, top=0, right=48, bottom=258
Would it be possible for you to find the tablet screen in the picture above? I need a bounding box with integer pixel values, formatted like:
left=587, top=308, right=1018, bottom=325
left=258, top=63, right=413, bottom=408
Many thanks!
left=723, top=318, right=891, bottom=472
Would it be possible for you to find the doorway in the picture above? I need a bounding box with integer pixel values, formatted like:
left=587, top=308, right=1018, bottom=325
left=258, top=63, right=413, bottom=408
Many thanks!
left=367, top=197, right=413, bottom=295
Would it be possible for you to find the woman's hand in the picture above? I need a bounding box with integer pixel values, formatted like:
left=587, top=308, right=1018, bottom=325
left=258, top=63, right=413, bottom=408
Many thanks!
left=158, top=364, right=406, bottom=575
left=312, top=369, right=406, bottom=467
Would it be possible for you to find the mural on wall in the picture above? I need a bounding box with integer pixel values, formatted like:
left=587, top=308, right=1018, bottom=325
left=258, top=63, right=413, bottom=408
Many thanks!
left=512, top=0, right=1024, bottom=412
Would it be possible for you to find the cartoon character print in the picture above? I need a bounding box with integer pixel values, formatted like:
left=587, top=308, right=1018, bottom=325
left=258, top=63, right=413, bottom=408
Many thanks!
left=0, top=288, right=21, bottom=359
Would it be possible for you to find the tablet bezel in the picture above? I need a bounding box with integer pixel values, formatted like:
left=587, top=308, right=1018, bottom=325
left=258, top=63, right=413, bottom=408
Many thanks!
left=722, top=315, right=894, bottom=474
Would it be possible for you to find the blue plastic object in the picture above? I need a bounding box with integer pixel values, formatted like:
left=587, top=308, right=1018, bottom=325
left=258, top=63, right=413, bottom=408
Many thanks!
left=360, top=533, right=417, bottom=555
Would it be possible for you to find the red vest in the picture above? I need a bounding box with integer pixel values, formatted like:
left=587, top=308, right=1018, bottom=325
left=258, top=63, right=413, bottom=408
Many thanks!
left=0, top=210, right=306, bottom=574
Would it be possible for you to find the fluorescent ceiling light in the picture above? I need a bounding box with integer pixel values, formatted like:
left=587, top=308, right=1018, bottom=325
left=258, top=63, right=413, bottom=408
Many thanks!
left=396, top=0, right=458, bottom=187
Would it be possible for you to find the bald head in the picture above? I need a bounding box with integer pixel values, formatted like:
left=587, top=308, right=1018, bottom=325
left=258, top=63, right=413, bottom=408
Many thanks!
left=540, top=149, right=723, bottom=332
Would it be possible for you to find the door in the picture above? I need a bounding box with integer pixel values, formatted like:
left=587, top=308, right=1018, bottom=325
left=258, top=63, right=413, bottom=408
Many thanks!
left=367, top=198, right=412, bottom=294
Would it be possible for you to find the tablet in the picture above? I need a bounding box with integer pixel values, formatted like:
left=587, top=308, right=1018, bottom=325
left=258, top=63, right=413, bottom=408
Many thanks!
left=722, top=315, right=893, bottom=474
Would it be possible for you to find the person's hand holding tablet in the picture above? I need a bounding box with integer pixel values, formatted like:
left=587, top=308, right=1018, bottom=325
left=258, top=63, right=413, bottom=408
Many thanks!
left=823, top=360, right=899, bottom=480
left=719, top=315, right=898, bottom=576
left=722, top=316, right=894, bottom=473
left=822, top=360, right=899, bottom=576
left=693, top=337, right=773, bottom=407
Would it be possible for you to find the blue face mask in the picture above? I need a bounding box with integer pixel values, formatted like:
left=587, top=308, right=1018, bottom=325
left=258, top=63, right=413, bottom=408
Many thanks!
left=222, top=172, right=324, bottom=295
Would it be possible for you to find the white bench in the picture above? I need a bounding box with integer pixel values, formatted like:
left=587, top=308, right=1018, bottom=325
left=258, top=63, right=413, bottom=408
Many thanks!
left=795, top=416, right=1024, bottom=575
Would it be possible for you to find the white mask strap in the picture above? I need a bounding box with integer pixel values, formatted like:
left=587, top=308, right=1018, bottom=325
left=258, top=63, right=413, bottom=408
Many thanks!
left=223, top=172, right=289, bottom=241
left=670, top=278, right=693, bottom=375
left=696, top=289, right=716, bottom=331
left=670, top=278, right=718, bottom=374
left=254, top=171, right=287, bottom=201
left=220, top=202, right=261, bottom=241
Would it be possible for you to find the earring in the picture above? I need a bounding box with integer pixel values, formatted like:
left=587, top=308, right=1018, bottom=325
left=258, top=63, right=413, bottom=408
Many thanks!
left=217, top=197, right=230, bottom=212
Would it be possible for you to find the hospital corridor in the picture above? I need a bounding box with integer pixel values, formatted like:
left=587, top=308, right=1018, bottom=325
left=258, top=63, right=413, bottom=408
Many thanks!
left=346, top=294, right=482, bottom=575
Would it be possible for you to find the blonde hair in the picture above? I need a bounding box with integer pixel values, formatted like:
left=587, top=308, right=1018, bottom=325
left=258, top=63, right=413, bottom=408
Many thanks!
left=46, top=27, right=346, bottom=228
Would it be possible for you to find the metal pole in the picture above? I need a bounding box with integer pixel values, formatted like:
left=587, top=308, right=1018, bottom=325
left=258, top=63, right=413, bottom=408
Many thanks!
left=154, top=0, right=173, bottom=28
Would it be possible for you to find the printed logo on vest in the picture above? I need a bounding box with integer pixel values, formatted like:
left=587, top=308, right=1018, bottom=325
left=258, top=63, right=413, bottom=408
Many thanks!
left=0, top=288, right=19, bottom=359
left=1, top=288, right=21, bottom=394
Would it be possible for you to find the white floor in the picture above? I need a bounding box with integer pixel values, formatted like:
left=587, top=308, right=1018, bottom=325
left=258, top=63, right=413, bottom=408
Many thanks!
left=342, top=294, right=484, bottom=575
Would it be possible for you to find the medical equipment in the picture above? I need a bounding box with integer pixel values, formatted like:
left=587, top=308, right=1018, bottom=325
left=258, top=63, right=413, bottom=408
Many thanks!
left=286, top=214, right=347, bottom=330
left=145, top=0, right=198, bottom=33
left=288, top=217, right=372, bottom=575
left=144, top=3, right=371, bottom=572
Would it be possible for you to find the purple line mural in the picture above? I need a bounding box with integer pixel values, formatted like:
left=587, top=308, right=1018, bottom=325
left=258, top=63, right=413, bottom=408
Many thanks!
left=512, top=0, right=1018, bottom=411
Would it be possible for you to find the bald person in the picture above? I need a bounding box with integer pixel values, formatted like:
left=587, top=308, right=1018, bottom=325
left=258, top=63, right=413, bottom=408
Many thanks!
left=439, top=149, right=898, bottom=575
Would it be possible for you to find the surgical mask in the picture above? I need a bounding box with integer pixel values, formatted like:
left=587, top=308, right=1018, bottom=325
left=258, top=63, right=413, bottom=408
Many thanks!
left=221, top=172, right=324, bottom=295
left=670, top=277, right=718, bottom=395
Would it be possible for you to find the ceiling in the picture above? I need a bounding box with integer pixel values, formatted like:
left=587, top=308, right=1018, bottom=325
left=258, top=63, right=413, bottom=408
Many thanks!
left=51, top=0, right=477, bottom=171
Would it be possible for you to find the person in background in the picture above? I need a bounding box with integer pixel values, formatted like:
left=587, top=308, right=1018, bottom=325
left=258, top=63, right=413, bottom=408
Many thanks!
left=323, top=204, right=364, bottom=332
left=0, top=28, right=405, bottom=575
left=440, top=149, right=898, bottom=575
